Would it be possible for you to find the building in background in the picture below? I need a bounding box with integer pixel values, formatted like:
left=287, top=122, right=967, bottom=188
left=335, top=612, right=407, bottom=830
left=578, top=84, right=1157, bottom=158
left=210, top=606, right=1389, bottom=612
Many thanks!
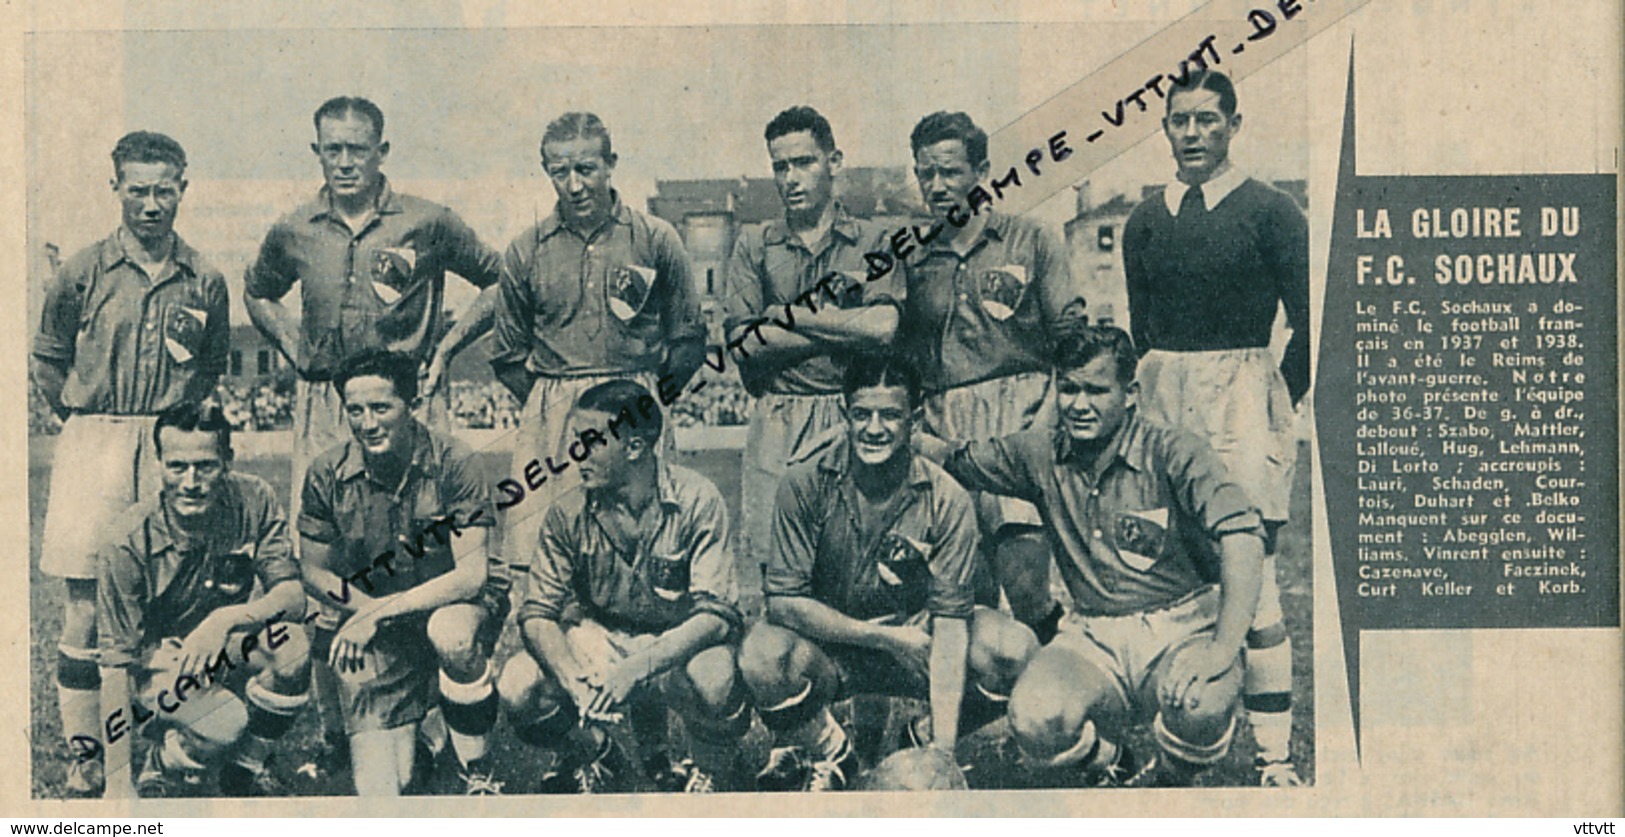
left=647, top=167, right=922, bottom=343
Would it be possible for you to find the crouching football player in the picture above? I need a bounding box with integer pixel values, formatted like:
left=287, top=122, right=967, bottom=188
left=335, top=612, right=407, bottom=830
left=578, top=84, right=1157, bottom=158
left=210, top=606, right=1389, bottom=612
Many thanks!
left=498, top=379, right=750, bottom=793
left=738, top=357, right=1037, bottom=792
left=298, top=350, right=508, bottom=796
left=97, top=403, right=309, bottom=798
left=921, top=326, right=1263, bottom=786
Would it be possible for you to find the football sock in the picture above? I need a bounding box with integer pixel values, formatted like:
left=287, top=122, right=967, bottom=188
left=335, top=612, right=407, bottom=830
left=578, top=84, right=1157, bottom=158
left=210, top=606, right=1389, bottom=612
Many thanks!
left=1038, top=718, right=1114, bottom=772
left=231, top=734, right=270, bottom=775
left=309, top=626, right=347, bottom=739
left=1246, top=557, right=1295, bottom=765
left=440, top=665, right=498, bottom=766
left=1153, top=710, right=1236, bottom=767
left=1245, top=634, right=1294, bottom=762
left=57, top=646, right=102, bottom=760
left=687, top=684, right=751, bottom=780
left=245, top=677, right=308, bottom=741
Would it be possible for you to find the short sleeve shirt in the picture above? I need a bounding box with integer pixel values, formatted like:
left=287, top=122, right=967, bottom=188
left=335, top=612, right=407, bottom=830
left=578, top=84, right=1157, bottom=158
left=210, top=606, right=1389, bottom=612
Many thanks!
left=941, top=410, right=1262, bottom=616
left=34, top=230, right=230, bottom=415
left=721, top=208, right=904, bottom=396
left=764, top=439, right=979, bottom=622
left=97, top=473, right=298, bottom=668
left=519, top=463, right=741, bottom=637
left=490, top=197, right=706, bottom=378
left=298, top=421, right=496, bottom=599
left=243, top=180, right=502, bottom=381
left=901, top=212, right=1086, bottom=394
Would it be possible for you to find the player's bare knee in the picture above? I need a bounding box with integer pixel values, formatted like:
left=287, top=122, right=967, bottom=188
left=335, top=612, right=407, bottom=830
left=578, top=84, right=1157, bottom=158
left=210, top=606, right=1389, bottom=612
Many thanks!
left=738, top=622, right=801, bottom=693
left=1161, top=665, right=1243, bottom=740
left=496, top=652, right=544, bottom=715
left=1009, top=677, right=1091, bottom=758
left=1010, top=649, right=1119, bottom=759
left=182, top=693, right=249, bottom=754
left=426, top=605, right=482, bottom=669
left=61, top=583, right=97, bottom=644
left=969, top=612, right=1038, bottom=691
left=264, top=625, right=311, bottom=684
left=682, top=645, right=738, bottom=709
left=1009, top=690, right=1089, bottom=760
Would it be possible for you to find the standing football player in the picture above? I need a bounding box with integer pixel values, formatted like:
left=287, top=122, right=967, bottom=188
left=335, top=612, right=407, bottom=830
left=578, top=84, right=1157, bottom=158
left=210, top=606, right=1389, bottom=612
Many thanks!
left=722, top=105, right=901, bottom=584
left=488, top=112, right=706, bottom=607
left=920, top=325, right=1263, bottom=787
left=244, top=96, right=505, bottom=762
left=497, top=379, right=749, bottom=793
left=1122, top=70, right=1310, bottom=785
left=901, top=111, right=1088, bottom=643
left=97, top=404, right=309, bottom=798
left=32, top=131, right=229, bottom=795
left=297, top=350, right=507, bottom=796
left=739, top=357, right=1036, bottom=791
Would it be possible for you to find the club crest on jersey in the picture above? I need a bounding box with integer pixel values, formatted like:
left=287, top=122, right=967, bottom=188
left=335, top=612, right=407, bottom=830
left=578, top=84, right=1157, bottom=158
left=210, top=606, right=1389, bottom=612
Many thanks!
left=607, top=264, right=656, bottom=321
left=370, top=247, right=417, bottom=304
left=1114, top=508, right=1168, bottom=572
left=978, top=265, right=1028, bottom=321
left=163, top=305, right=208, bottom=364
left=877, top=534, right=930, bottom=587
left=205, top=546, right=256, bottom=597
left=649, top=550, right=691, bottom=602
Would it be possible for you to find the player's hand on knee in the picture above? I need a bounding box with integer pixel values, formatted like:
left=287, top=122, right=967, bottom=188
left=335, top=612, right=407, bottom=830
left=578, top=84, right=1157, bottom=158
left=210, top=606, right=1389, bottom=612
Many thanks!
left=883, top=624, right=932, bottom=676
left=1160, top=639, right=1240, bottom=711
left=330, top=615, right=377, bottom=674
left=566, top=672, right=597, bottom=711
left=585, top=660, right=641, bottom=720
left=176, top=615, right=232, bottom=682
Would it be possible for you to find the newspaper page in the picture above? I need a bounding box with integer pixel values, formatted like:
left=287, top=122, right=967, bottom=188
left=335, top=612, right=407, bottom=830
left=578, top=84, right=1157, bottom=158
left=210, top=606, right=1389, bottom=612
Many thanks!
left=2, top=0, right=1619, bottom=818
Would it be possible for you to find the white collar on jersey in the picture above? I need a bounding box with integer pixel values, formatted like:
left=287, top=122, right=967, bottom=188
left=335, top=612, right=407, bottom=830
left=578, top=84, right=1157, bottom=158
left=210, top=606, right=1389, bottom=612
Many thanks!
left=1162, top=163, right=1246, bottom=216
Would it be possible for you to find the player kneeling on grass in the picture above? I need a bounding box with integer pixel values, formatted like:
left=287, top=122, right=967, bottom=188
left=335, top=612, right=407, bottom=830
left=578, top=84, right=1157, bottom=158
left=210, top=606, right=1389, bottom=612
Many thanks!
left=97, top=403, right=310, bottom=798
left=918, top=326, right=1265, bottom=787
left=498, top=379, right=749, bottom=793
left=298, top=350, right=508, bottom=796
left=738, top=357, right=1038, bottom=792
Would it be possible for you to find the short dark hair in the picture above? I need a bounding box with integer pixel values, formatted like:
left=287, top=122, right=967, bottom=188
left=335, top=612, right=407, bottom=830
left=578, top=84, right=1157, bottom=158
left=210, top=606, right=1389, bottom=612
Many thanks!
left=335, top=349, right=419, bottom=403
left=111, top=131, right=187, bottom=180
left=1167, top=69, right=1238, bottom=116
left=1053, top=325, right=1138, bottom=385
left=575, top=378, right=662, bottom=447
left=765, top=106, right=836, bottom=153
left=313, top=96, right=386, bottom=142
left=153, top=402, right=233, bottom=461
left=843, top=354, right=923, bottom=409
left=541, top=112, right=614, bottom=163
left=909, top=111, right=987, bottom=168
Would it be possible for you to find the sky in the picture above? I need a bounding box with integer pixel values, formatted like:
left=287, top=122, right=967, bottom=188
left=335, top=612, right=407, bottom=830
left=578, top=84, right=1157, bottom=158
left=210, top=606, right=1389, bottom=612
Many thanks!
left=25, top=20, right=1308, bottom=320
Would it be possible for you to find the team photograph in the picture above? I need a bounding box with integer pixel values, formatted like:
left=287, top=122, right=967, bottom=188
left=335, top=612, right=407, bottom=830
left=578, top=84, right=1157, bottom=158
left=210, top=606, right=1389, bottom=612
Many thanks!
left=24, top=22, right=1315, bottom=800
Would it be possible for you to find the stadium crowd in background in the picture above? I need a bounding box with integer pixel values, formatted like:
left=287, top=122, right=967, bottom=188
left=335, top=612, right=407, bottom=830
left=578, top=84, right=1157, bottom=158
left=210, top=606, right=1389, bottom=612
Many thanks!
left=216, top=381, right=295, bottom=432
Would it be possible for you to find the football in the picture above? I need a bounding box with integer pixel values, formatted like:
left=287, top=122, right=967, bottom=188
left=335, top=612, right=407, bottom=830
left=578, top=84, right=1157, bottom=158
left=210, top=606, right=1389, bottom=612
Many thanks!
left=859, top=747, right=969, bottom=791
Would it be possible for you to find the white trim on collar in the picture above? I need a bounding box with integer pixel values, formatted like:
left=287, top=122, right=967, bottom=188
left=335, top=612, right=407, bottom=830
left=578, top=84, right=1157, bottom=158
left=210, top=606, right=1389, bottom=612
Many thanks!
left=1162, top=164, right=1247, bottom=216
